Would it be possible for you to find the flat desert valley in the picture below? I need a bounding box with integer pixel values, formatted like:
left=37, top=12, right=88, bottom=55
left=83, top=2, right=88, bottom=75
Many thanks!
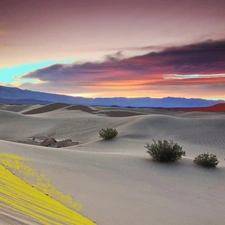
left=0, top=103, right=225, bottom=225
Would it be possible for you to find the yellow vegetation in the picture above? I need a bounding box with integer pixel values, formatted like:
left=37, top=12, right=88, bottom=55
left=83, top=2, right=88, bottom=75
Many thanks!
left=0, top=153, right=96, bottom=225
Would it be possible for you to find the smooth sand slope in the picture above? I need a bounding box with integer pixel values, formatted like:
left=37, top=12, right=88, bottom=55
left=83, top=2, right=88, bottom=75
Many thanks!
left=0, top=104, right=42, bottom=113
left=0, top=104, right=225, bottom=225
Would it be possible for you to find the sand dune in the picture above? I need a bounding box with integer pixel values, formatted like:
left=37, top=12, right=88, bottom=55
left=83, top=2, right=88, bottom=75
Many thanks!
left=0, top=104, right=42, bottom=113
left=0, top=104, right=30, bottom=112
left=97, top=110, right=145, bottom=117
left=174, top=103, right=225, bottom=113
left=0, top=105, right=225, bottom=225
left=23, top=103, right=70, bottom=114
left=67, top=104, right=96, bottom=113
left=1, top=106, right=225, bottom=152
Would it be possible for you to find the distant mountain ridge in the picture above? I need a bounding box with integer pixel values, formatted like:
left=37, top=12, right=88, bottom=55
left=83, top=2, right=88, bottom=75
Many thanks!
left=0, top=85, right=224, bottom=108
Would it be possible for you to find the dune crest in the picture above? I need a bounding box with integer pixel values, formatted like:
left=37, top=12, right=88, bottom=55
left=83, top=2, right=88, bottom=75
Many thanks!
left=23, top=103, right=70, bottom=114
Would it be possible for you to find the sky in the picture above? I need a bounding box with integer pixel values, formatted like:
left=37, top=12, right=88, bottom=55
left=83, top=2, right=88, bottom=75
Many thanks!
left=0, top=0, right=225, bottom=99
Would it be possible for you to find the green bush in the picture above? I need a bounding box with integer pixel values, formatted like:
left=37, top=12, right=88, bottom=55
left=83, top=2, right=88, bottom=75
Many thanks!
left=145, top=139, right=185, bottom=162
left=99, top=128, right=118, bottom=140
left=193, top=153, right=219, bottom=168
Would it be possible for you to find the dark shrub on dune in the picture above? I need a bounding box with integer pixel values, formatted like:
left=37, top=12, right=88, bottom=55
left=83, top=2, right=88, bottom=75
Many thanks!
left=99, top=128, right=118, bottom=140
left=145, top=139, right=185, bottom=162
left=194, top=153, right=219, bottom=168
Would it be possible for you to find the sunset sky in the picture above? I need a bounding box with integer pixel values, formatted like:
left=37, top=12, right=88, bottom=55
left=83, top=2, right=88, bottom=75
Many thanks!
left=1, top=0, right=225, bottom=99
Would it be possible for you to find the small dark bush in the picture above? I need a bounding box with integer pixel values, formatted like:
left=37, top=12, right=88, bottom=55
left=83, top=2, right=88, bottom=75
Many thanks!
left=145, top=139, right=185, bottom=162
left=99, top=128, right=118, bottom=140
left=193, top=153, right=219, bottom=168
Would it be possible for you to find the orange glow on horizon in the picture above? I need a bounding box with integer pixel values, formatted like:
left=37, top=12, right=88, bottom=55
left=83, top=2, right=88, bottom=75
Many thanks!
left=63, top=89, right=225, bottom=99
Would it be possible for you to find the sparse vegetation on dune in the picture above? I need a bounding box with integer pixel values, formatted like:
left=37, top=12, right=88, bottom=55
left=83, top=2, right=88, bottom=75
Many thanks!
left=145, top=139, right=185, bottom=162
left=194, top=153, right=219, bottom=168
left=99, top=128, right=118, bottom=140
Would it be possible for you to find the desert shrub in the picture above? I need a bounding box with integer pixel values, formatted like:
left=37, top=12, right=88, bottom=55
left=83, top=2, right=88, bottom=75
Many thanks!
left=145, top=139, right=185, bottom=162
left=99, top=128, right=118, bottom=140
left=193, top=153, right=219, bottom=168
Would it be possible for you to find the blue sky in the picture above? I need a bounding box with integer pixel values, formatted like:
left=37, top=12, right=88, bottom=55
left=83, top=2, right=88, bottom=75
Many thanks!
left=0, top=58, right=75, bottom=84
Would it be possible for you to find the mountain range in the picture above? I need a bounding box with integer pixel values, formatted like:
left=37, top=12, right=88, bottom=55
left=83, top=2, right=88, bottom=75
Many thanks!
left=0, top=85, right=224, bottom=108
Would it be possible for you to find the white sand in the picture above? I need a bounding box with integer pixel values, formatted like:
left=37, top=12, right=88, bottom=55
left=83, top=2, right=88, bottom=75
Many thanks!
left=0, top=104, right=225, bottom=225
left=0, top=104, right=42, bottom=113
left=0, top=207, right=41, bottom=225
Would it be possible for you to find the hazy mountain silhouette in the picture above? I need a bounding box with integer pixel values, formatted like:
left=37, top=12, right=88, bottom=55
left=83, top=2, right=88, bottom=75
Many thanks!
left=0, top=85, right=224, bottom=108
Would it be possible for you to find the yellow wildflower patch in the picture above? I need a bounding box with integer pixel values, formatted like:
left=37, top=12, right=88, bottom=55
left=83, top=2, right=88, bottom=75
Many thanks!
left=0, top=153, right=96, bottom=225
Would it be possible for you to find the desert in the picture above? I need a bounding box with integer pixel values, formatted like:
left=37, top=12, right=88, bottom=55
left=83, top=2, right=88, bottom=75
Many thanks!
left=0, top=103, right=225, bottom=225
left=1, top=0, right=225, bottom=224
